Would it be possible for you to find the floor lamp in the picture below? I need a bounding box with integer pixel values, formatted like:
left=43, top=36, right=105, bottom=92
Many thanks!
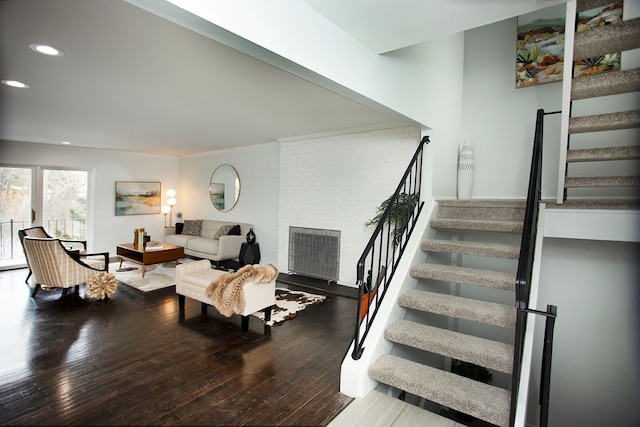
left=166, top=189, right=177, bottom=227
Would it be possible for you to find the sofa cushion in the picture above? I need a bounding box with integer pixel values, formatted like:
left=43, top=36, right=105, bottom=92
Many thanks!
left=200, top=220, right=221, bottom=239
left=188, top=237, right=219, bottom=255
left=214, top=224, right=241, bottom=240
left=164, top=234, right=195, bottom=247
left=182, top=220, right=202, bottom=236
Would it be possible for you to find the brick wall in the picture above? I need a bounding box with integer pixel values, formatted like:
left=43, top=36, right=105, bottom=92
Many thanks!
left=277, top=127, right=420, bottom=286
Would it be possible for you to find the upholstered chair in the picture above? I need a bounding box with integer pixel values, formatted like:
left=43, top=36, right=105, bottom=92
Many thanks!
left=22, top=237, right=109, bottom=299
left=19, top=226, right=91, bottom=283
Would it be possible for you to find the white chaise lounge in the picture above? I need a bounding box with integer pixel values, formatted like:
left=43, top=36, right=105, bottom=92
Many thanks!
left=176, top=259, right=276, bottom=331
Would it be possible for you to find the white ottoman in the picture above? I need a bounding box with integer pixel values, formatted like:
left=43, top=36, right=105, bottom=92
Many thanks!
left=176, top=259, right=276, bottom=331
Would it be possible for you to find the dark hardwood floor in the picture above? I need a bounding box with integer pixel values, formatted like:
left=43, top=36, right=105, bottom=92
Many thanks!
left=0, top=268, right=357, bottom=426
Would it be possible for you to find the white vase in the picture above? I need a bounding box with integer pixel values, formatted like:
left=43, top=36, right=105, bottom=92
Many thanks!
left=457, top=139, right=474, bottom=199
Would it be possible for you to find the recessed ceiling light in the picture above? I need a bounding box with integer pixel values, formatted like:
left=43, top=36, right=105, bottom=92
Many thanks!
left=61, top=141, right=72, bottom=145
left=29, top=43, right=64, bottom=57
left=1, top=79, right=30, bottom=88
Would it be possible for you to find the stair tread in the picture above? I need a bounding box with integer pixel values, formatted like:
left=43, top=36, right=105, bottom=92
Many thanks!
left=565, top=175, right=640, bottom=188
left=410, top=263, right=515, bottom=290
left=431, top=218, right=523, bottom=234
left=572, top=68, right=640, bottom=100
left=543, top=199, right=640, bottom=210
left=369, top=354, right=510, bottom=427
left=422, top=239, right=520, bottom=259
left=567, top=146, right=640, bottom=162
left=578, top=0, right=620, bottom=13
left=569, top=110, right=640, bottom=134
left=399, top=289, right=516, bottom=328
left=574, top=17, right=640, bottom=60
left=386, top=319, right=514, bottom=374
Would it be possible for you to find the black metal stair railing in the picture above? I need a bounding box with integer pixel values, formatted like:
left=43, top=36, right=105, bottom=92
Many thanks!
left=351, top=136, right=429, bottom=360
left=510, top=109, right=559, bottom=426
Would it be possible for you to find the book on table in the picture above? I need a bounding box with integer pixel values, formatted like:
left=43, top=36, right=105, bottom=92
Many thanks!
left=145, top=241, right=163, bottom=250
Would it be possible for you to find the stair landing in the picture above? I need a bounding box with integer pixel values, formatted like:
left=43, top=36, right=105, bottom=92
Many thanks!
left=327, top=389, right=465, bottom=427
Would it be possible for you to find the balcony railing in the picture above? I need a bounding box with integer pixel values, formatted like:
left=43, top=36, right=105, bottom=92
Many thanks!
left=0, top=219, right=86, bottom=261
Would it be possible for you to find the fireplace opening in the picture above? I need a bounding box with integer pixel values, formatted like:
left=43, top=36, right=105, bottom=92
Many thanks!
left=288, top=226, right=340, bottom=283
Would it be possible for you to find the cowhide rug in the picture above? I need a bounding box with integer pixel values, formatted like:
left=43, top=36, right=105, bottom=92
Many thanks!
left=251, top=287, right=326, bottom=326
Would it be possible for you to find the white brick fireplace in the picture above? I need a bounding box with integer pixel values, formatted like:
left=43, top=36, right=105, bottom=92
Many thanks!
left=277, top=127, right=420, bottom=286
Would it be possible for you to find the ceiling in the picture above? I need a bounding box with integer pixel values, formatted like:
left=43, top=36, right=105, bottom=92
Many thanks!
left=0, top=0, right=563, bottom=157
left=302, top=0, right=565, bottom=54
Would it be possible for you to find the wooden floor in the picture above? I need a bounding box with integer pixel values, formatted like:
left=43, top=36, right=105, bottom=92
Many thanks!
left=0, top=268, right=357, bottom=426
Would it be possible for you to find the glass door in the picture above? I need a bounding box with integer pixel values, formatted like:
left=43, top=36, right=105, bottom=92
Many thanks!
left=0, top=166, right=89, bottom=270
left=42, top=169, right=88, bottom=241
left=0, top=166, right=33, bottom=269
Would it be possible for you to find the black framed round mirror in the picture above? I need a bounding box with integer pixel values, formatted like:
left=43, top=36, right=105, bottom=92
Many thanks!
left=209, top=164, right=240, bottom=212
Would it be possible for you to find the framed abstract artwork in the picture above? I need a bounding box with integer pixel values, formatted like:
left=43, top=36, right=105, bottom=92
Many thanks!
left=115, top=181, right=161, bottom=215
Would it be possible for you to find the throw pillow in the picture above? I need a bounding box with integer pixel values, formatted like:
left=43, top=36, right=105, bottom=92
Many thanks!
left=214, top=224, right=241, bottom=240
left=182, top=220, right=202, bottom=236
left=227, top=224, right=241, bottom=236
left=175, top=223, right=184, bottom=234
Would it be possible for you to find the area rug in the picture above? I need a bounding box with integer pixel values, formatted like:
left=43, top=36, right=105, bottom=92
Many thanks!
left=109, top=258, right=194, bottom=292
left=251, top=287, right=326, bottom=326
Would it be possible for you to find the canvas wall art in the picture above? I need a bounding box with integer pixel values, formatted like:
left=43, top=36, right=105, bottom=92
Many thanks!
left=516, top=4, right=566, bottom=88
left=115, top=181, right=161, bottom=216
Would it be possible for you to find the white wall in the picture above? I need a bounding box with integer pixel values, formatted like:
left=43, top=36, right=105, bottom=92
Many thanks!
left=177, top=143, right=280, bottom=264
left=462, top=17, right=563, bottom=200
left=534, top=238, right=640, bottom=427
left=277, top=127, right=420, bottom=286
left=391, top=34, right=465, bottom=198
left=0, top=140, right=178, bottom=254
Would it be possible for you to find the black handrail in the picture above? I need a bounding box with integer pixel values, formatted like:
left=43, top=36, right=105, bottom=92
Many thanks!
left=509, top=109, right=560, bottom=425
left=351, top=136, right=428, bottom=360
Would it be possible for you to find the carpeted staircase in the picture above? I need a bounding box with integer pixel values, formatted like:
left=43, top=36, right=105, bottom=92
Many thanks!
left=561, top=0, right=640, bottom=200
left=368, top=200, right=524, bottom=427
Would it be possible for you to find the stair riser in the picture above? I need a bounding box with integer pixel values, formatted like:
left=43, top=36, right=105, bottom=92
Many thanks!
left=431, top=219, right=524, bottom=234
left=437, top=206, right=524, bottom=222
left=573, top=18, right=640, bottom=60
left=422, top=241, right=520, bottom=259
left=572, top=68, right=640, bottom=100
left=569, top=111, right=640, bottom=134
left=566, top=146, right=640, bottom=163
left=399, top=290, right=516, bottom=329
left=369, top=355, right=511, bottom=427
left=385, top=320, right=514, bottom=374
left=565, top=176, right=640, bottom=188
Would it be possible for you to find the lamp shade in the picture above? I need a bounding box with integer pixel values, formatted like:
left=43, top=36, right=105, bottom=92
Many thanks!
left=167, top=197, right=176, bottom=206
left=166, top=188, right=176, bottom=198
left=161, top=205, right=170, bottom=214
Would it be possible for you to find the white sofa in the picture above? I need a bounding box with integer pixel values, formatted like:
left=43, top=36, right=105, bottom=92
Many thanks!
left=163, top=220, right=252, bottom=264
left=176, top=259, right=276, bottom=331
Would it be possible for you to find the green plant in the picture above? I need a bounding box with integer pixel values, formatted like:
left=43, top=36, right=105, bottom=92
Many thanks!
left=365, top=192, right=419, bottom=247
left=451, top=359, right=492, bottom=384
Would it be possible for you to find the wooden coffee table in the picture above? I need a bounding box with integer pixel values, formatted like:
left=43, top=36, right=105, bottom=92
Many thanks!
left=116, top=243, right=184, bottom=278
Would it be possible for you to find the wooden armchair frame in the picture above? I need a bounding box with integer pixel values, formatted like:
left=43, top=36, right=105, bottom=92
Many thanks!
left=19, top=226, right=93, bottom=284
left=22, top=236, right=109, bottom=299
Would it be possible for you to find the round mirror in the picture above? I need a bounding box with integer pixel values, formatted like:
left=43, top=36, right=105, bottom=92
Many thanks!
left=209, top=164, right=241, bottom=212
